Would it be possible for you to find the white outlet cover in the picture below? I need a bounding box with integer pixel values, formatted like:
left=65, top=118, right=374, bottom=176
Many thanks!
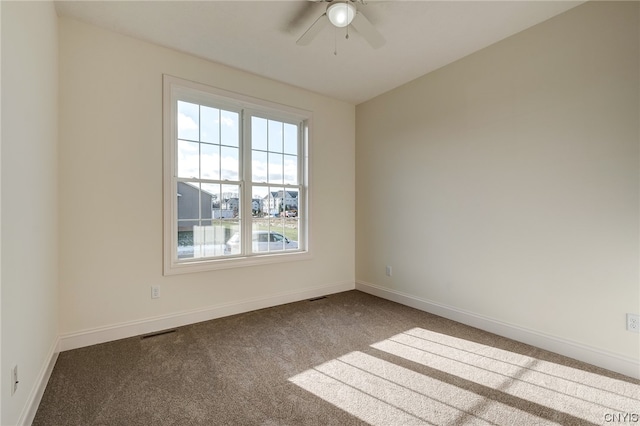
left=627, top=313, right=639, bottom=333
left=151, top=285, right=160, bottom=299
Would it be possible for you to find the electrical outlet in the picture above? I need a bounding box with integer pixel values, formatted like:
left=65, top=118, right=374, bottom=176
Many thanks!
left=151, top=285, right=161, bottom=299
left=627, top=313, right=639, bottom=333
left=11, top=365, right=18, bottom=396
left=385, top=265, right=392, bottom=277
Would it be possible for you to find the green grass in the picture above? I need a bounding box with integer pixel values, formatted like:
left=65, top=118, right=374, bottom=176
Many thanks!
left=252, top=219, right=299, bottom=241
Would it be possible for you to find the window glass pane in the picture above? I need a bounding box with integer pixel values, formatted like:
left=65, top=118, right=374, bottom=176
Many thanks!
left=271, top=187, right=284, bottom=218
left=221, top=184, right=240, bottom=218
left=284, top=123, right=298, bottom=155
left=221, top=110, right=239, bottom=147
left=208, top=184, right=222, bottom=219
left=284, top=217, right=299, bottom=250
left=270, top=231, right=285, bottom=251
left=282, top=189, right=299, bottom=218
left=177, top=220, right=198, bottom=259
left=177, top=101, right=199, bottom=141
left=201, top=143, right=220, bottom=180
left=268, top=153, right=283, bottom=184
left=177, top=182, right=200, bottom=220
left=193, top=223, right=227, bottom=258
left=221, top=146, right=239, bottom=181
left=263, top=187, right=276, bottom=218
left=252, top=186, right=269, bottom=217
left=252, top=150, right=268, bottom=183
left=251, top=223, right=268, bottom=252
left=284, top=155, right=297, bottom=185
left=268, top=120, right=283, bottom=153
left=270, top=218, right=286, bottom=252
left=223, top=220, right=241, bottom=255
left=201, top=183, right=217, bottom=219
left=252, top=117, right=268, bottom=151
left=201, top=106, right=219, bottom=144
left=177, top=140, right=199, bottom=179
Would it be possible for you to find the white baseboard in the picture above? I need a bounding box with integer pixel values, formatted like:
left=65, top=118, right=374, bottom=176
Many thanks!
left=356, top=280, right=640, bottom=380
left=19, top=336, right=60, bottom=426
left=60, top=281, right=355, bottom=352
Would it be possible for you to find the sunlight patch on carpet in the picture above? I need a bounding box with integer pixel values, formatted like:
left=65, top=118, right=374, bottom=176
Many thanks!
left=289, top=328, right=639, bottom=425
left=290, top=351, right=545, bottom=425
left=372, top=328, right=639, bottom=424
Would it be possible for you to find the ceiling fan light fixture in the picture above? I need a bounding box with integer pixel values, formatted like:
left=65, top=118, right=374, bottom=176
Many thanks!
left=327, top=2, right=356, bottom=28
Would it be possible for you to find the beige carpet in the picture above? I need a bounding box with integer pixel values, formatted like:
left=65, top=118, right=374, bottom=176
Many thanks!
left=34, top=291, right=639, bottom=425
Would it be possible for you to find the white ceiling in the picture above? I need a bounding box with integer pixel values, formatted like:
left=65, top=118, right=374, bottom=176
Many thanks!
left=54, top=0, right=584, bottom=104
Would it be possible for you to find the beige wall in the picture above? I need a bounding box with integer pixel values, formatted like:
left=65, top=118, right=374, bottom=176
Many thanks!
left=1, top=1, right=59, bottom=424
left=58, top=17, right=355, bottom=335
left=356, top=1, right=639, bottom=360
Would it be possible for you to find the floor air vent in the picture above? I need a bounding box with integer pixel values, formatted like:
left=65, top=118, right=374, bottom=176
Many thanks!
left=141, top=329, right=177, bottom=340
left=308, top=296, right=327, bottom=302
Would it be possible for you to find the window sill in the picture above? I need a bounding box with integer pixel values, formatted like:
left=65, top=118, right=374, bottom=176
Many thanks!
left=163, top=250, right=312, bottom=275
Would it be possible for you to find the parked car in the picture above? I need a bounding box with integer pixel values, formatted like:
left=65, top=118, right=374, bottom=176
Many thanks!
left=225, top=231, right=298, bottom=254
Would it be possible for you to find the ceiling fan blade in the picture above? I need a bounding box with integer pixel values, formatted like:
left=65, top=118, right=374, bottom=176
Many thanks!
left=351, top=11, right=385, bottom=49
left=286, top=1, right=327, bottom=35
left=296, top=13, right=329, bottom=46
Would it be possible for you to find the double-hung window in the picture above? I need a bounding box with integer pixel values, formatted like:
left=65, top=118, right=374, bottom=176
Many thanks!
left=163, top=75, right=310, bottom=274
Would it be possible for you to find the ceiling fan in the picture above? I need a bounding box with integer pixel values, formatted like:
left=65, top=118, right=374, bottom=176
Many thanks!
left=296, top=0, right=385, bottom=49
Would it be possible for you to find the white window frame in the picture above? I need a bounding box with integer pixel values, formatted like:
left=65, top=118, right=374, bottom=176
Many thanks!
left=163, top=75, right=312, bottom=275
